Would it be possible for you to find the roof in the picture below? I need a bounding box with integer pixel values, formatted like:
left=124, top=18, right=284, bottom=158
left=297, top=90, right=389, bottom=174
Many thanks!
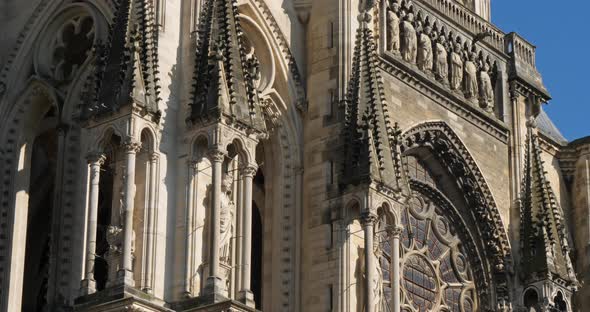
left=537, top=108, right=567, bottom=145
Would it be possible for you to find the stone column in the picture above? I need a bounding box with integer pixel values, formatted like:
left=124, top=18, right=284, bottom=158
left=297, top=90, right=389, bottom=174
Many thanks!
left=361, top=212, right=377, bottom=312
left=389, top=226, right=403, bottom=312
left=143, top=152, right=159, bottom=293
left=118, top=139, right=141, bottom=286
left=184, top=159, right=197, bottom=296
left=239, top=165, right=257, bottom=306
left=204, top=149, right=225, bottom=297
left=81, top=153, right=106, bottom=295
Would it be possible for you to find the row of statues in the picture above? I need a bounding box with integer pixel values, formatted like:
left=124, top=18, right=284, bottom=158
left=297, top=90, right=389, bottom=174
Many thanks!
left=385, top=1, right=496, bottom=113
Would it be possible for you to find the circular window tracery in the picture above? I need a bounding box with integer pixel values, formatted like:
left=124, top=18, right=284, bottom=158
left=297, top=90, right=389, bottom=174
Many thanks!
left=379, top=187, right=480, bottom=311
left=35, top=4, right=106, bottom=84
left=402, top=253, right=439, bottom=311
left=51, top=14, right=95, bottom=81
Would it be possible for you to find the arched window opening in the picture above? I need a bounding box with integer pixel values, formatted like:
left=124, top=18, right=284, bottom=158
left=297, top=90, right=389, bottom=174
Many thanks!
left=381, top=154, right=484, bottom=312
left=252, top=200, right=263, bottom=310
left=97, top=136, right=120, bottom=290
left=95, top=159, right=113, bottom=291
left=524, top=288, right=539, bottom=311
left=22, top=113, right=58, bottom=311
left=554, top=292, right=567, bottom=312
left=251, top=144, right=265, bottom=309
left=132, top=129, right=158, bottom=291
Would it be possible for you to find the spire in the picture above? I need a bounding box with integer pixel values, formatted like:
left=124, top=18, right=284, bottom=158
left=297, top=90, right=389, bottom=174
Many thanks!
left=189, top=0, right=266, bottom=133
left=341, top=12, right=409, bottom=194
left=83, top=0, right=161, bottom=121
left=519, top=119, right=578, bottom=287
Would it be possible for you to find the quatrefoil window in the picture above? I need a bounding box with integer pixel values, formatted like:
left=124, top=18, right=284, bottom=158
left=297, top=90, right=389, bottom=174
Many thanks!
left=51, top=15, right=95, bottom=81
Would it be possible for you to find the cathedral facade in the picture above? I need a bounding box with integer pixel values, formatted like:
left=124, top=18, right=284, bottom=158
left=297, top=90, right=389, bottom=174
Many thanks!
left=0, top=0, right=588, bottom=311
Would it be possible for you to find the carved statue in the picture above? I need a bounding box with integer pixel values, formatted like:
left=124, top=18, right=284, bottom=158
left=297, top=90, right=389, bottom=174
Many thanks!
left=245, top=46, right=261, bottom=90
left=386, top=4, right=401, bottom=53
left=401, top=13, right=417, bottom=63
left=355, top=247, right=365, bottom=312
left=479, top=57, right=495, bottom=112
left=106, top=225, right=123, bottom=253
left=464, top=50, right=479, bottom=100
left=372, top=244, right=385, bottom=312
left=417, top=24, right=433, bottom=72
left=450, top=38, right=464, bottom=90
left=219, top=174, right=234, bottom=264
left=434, top=33, right=448, bottom=82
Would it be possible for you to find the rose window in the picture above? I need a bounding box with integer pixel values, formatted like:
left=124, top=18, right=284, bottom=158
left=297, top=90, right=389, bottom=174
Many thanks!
left=378, top=156, right=480, bottom=312
left=402, top=254, right=438, bottom=310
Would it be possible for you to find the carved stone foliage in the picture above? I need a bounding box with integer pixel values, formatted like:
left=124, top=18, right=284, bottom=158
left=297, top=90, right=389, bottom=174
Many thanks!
left=383, top=0, right=498, bottom=114
left=401, top=122, right=512, bottom=305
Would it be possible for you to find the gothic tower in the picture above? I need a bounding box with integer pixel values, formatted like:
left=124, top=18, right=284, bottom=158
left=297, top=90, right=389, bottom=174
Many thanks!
left=0, top=0, right=587, bottom=311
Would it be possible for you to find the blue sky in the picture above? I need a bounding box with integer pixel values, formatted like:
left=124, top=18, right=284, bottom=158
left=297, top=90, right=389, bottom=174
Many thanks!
left=492, top=1, right=590, bottom=141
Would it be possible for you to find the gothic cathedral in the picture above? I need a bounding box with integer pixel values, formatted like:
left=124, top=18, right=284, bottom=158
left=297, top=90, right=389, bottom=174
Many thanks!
left=0, top=0, right=588, bottom=311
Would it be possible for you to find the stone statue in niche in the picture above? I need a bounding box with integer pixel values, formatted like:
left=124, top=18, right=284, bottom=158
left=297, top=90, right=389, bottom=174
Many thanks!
left=355, top=247, right=365, bottom=312
left=245, top=46, right=261, bottom=90
left=464, top=49, right=479, bottom=100
left=450, top=38, right=464, bottom=90
left=434, top=31, right=449, bottom=83
left=401, top=12, right=417, bottom=63
left=479, top=56, right=495, bottom=112
left=219, top=174, right=234, bottom=264
left=372, top=243, right=385, bottom=312
left=417, top=24, right=433, bottom=72
left=386, top=3, right=401, bottom=53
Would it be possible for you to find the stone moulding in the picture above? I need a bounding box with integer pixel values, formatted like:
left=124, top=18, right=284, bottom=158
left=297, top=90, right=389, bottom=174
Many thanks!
left=378, top=55, right=509, bottom=143
left=248, top=0, right=306, bottom=108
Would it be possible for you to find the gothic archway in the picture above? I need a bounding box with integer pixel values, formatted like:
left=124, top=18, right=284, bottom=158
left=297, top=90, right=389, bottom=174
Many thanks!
left=400, top=121, right=512, bottom=309
left=0, top=81, right=59, bottom=311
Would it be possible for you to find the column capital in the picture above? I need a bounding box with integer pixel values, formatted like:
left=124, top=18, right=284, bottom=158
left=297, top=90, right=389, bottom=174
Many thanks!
left=86, top=152, right=106, bottom=165
left=122, top=139, right=142, bottom=153
left=241, top=164, right=258, bottom=177
left=187, top=158, right=199, bottom=169
left=360, top=211, right=377, bottom=226
left=387, top=225, right=404, bottom=238
left=208, top=149, right=226, bottom=163
left=149, top=152, right=160, bottom=162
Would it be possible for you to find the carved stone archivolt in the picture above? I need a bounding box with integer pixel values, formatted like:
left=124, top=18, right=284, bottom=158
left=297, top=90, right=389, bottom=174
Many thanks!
left=401, top=121, right=512, bottom=305
left=382, top=0, right=498, bottom=114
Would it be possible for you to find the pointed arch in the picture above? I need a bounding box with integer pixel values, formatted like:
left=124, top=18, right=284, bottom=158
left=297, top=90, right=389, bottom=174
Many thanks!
left=400, top=121, right=512, bottom=307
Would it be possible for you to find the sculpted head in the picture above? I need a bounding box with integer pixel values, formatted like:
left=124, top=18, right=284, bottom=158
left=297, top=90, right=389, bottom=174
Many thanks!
left=222, top=174, right=233, bottom=194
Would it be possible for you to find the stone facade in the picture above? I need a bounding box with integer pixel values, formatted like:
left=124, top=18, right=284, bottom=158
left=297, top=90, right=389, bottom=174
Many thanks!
left=0, top=0, right=587, bottom=311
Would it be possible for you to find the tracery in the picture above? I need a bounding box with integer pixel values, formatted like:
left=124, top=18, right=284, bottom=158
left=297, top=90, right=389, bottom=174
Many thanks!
left=378, top=156, right=480, bottom=312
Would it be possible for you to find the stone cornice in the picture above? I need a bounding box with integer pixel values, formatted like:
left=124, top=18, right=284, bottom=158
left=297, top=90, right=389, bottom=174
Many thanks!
left=379, top=54, right=510, bottom=143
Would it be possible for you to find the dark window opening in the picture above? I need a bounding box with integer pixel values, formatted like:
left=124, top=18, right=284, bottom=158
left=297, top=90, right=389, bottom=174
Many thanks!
left=22, top=129, right=57, bottom=312
left=95, top=162, right=114, bottom=291
left=251, top=203, right=263, bottom=310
